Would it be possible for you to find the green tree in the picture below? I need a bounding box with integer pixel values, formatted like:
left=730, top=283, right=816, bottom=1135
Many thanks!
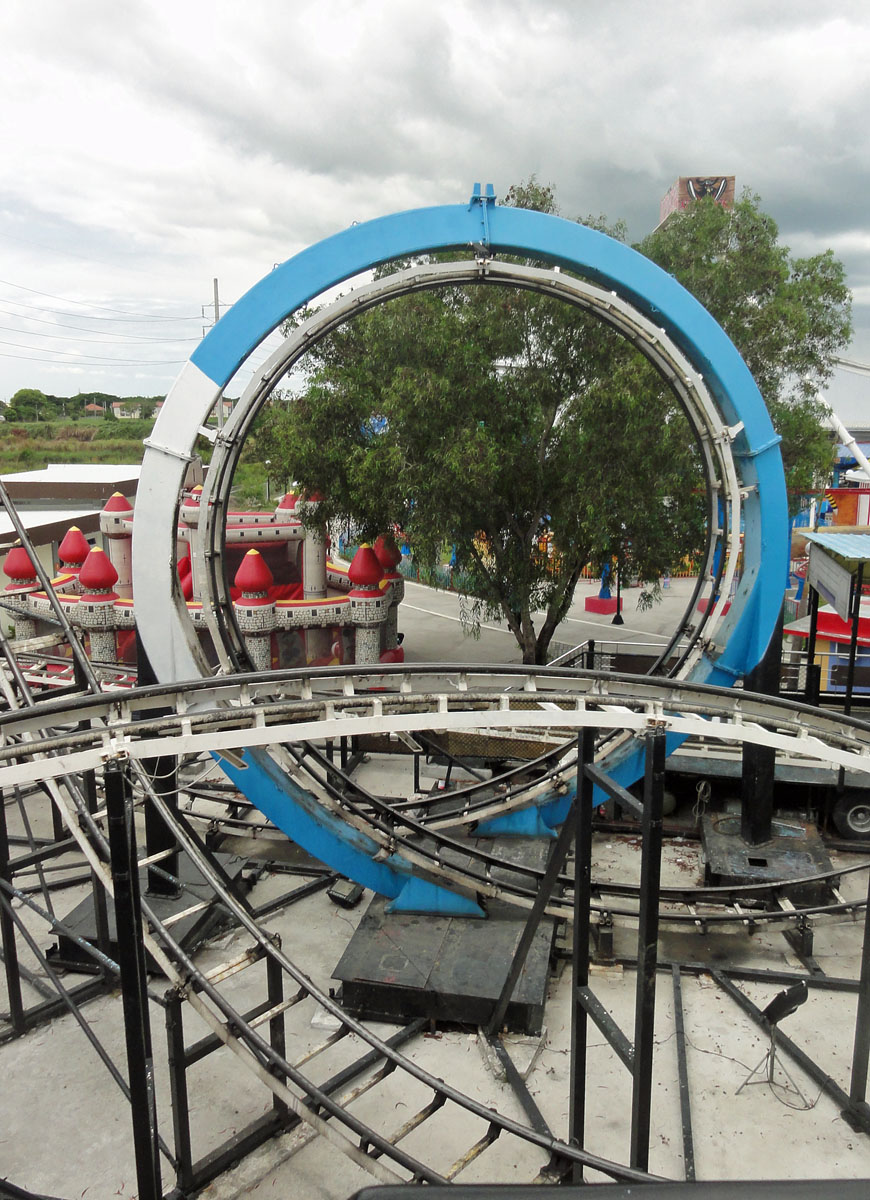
left=256, top=183, right=705, bottom=662
left=5, top=388, right=61, bottom=422
left=637, top=190, right=851, bottom=509
left=251, top=184, right=850, bottom=664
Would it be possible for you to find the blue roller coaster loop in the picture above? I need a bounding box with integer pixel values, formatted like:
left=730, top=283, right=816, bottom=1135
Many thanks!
left=153, top=185, right=788, bottom=912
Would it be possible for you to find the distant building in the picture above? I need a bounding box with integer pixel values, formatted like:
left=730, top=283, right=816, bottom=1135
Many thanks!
left=657, top=176, right=736, bottom=228
left=112, top=401, right=142, bottom=419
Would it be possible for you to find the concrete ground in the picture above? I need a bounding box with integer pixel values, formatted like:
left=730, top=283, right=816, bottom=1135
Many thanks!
left=399, top=573, right=698, bottom=663
left=3, top=575, right=870, bottom=1197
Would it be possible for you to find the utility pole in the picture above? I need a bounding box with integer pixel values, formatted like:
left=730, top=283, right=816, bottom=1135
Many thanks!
left=213, top=278, right=223, bottom=431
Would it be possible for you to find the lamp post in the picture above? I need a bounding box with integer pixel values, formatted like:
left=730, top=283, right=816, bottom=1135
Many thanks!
left=265, top=460, right=271, bottom=503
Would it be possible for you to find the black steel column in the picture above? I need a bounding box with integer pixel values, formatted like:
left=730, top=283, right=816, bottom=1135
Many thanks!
left=671, top=965, right=696, bottom=1181
left=143, top=754, right=180, bottom=897
left=105, top=760, right=162, bottom=1200
left=86, top=770, right=113, bottom=981
left=741, top=606, right=783, bottom=845
left=843, top=563, right=865, bottom=721
left=267, top=955, right=289, bottom=1117
left=850, top=865, right=870, bottom=1106
left=166, top=989, right=194, bottom=1193
left=805, top=586, right=821, bottom=706
left=630, top=730, right=665, bottom=1172
left=0, top=792, right=25, bottom=1035
left=569, top=726, right=596, bottom=1180
left=838, top=562, right=864, bottom=801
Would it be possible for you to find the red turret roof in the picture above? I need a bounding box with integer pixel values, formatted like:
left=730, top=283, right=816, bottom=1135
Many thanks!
left=348, top=544, right=384, bottom=591
left=277, top=491, right=299, bottom=511
left=58, top=526, right=91, bottom=567
left=374, top=534, right=402, bottom=572
left=79, top=547, right=119, bottom=592
left=3, top=546, right=37, bottom=584
left=102, top=492, right=133, bottom=514
left=234, top=548, right=274, bottom=594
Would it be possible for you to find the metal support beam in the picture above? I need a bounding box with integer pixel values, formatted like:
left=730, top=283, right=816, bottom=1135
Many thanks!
left=630, top=730, right=665, bottom=1171
left=143, top=754, right=180, bottom=897
left=484, top=791, right=577, bottom=1037
left=0, top=793, right=25, bottom=1034
left=105, top=760, right=162, bottom=1200
left=741, top=606, right=783, bottom=845
left=569, top=727, right=595, bottom=1178
left=850, top=863, right=870, bottom=1107
left=671, top=965, right=696, bottom=1181
left=806, top=586, right=821, bottom=707
left=137, top=632, right=181, bottom=898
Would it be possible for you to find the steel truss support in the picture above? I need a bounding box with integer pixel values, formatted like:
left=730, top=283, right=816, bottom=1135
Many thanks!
left=487, top=728, right=665, bottom=1176
left=849, top=863, right=870, bottom=1112
left=569, top=730, right=666, bottom=1174
left=165, top=948, right=290, bottom=1194
left=0, top=788, right=110, bottom=1042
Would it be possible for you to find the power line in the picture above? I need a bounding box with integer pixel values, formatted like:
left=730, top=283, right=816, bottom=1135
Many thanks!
left=0, top=306, right=200, bottom=341
left=0, top=277, right=202, bottom=321
left=0, top=321, right=198, bottom=347
left=0, top=344, right=185, bottom=366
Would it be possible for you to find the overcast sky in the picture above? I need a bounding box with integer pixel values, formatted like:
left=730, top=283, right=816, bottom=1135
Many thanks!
left=1, top=0, right=869, bottom=423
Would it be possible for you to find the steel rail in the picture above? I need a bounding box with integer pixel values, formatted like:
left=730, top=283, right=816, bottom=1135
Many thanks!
left=182, top=764, right=870, bottom=912
left=5, top=710, right=870, bottom=929
left=2, top=679, right=870, bottom=793
left=3, top=667, right=870, bottom=919
left=277, top=742, right=870, bottom=926
left=4, top=663, right=870, bottom=755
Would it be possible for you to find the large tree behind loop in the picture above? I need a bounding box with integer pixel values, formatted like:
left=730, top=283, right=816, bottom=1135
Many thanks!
left=252, top=183, right=850, bottom=664
left=254, top=183, right=706, bottom=664
left=637, top=190, right=852, bottom=511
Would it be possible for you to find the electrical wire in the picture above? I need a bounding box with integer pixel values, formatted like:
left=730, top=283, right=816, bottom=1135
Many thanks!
left=0, top=276, right=202, bottom=321
left=0, top=318, right=199, bottom=345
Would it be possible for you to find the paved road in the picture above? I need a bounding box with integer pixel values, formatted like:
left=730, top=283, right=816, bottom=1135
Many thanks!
left=399, top=573, right=701, bottom=664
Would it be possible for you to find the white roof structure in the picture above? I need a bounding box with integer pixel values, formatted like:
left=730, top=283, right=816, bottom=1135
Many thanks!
left=0, top=463, right=141, bottom=485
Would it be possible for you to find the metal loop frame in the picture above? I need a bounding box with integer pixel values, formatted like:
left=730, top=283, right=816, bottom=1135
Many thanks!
left=129, top=193, right=789, bottom=904
left=132, top=193, right=788, bottom=693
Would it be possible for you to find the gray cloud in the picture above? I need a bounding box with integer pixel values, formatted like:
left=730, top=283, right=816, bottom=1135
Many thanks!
left=0, top=0, right=868, bottom=418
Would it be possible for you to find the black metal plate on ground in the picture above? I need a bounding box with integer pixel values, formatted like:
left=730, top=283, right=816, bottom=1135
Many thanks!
left=49, top=853, right=247, bottom=974
left=332, top=838, right=556, bottom=1034
left=701, top=813, right=834, bottom=902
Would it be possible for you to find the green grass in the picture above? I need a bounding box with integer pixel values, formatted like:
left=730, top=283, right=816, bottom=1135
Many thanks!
left=0, top=420, right=269, bottom=502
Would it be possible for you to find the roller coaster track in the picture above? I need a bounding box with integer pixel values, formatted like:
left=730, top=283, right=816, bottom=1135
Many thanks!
left=4, top=665, right=870, bottom=922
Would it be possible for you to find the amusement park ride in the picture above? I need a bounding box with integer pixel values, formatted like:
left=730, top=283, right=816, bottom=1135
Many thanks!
left=2, top=187, right=870, bottom=1199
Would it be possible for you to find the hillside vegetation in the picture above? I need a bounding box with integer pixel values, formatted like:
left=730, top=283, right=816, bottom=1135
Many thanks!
left=0, top=417, right=268, bottom=506
left=0, top=418, right=154, bottom=472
